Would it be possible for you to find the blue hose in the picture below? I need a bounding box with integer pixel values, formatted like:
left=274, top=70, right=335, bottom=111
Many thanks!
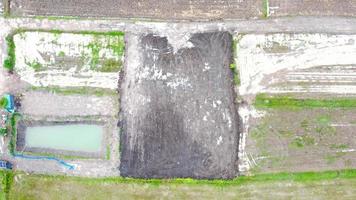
left=14, top=153, right=75, bottom=170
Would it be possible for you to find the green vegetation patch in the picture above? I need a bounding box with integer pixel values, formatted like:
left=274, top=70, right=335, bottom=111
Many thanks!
left=3, top=35, right=16, bottom=71
left=0, top=97, right=8, bottom=109
left=86, top=34, right=124, bottom=72
left=3, top=29, right=125, bottom=73
left=230, top=37, right=241, bottom=86
left=9, top=113, right=21, bottom=155
left=290, top=134, right=315, bottom=148
left=25, top=59, right=43, bottom=72
left=7, top=169, right=356, bottom=199
left=255, top=94, right=356, bottom=109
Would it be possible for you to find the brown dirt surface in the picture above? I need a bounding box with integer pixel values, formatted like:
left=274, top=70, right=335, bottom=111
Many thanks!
left=269, top=0, right=356, bottom=17
left=10, top=0, right=262, bottom=20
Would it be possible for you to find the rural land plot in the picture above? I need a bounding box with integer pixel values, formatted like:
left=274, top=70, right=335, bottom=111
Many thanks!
left=1, top=30, right=124, bottom=177
left=120, top=32, right=240, bottom=179
left=236, top=33, right=356, bottom=174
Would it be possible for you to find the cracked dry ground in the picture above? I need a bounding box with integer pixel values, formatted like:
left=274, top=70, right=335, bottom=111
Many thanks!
left=119, top=32, right=240, bottom=179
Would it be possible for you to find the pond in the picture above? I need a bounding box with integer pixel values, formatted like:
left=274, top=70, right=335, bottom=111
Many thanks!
left=25, top=124, right=103, bottom=152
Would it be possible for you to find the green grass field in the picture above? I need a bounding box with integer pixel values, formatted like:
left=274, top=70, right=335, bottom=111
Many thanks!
left=255, top=94, right=356, bottom=109
left=3, top=169, right=356, bottom=199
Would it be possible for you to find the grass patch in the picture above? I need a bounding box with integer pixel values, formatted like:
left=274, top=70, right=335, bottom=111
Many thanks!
left=290, top=135, right=315, bottom=148
left=330, top=144, right=349, bottom=150
left=100, top=59, right=122, bottom=72
left=255, top=94, right=356, bottom=109
left=0, top=170, right=14, bottom=200
left=87, top=39, right=101, bottom=70
left=8, top=169, right=356, bottom=199
left=58, top=51, right=65, bottom=57
left=106, top=145, right=111, bottom=160
left=86, top=35, right=124, bottom=71
left=25, top=59, right=43, bottom=72
left=30, top=86, right=118, bottom=97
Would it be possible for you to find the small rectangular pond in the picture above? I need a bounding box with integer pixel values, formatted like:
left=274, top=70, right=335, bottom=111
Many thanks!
left=24, top=124, right=103, bottom=152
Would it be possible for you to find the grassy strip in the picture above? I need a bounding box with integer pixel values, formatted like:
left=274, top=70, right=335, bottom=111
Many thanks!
left=14, top=28, right=124, bottom=37
left=30, top=86, right=118, bottom=97
left=255, top=94, right=356, bottom=109
left=0, top=170, right=14, bottom=200
left=106, top=145, right=111, bottom=160
left=14, top=169, right=356, bottom=187
left=262, top=0, right=270, bottom=18
left=8, top=113, right=21, bottom=155
left=230, top=37, right=240, bottom=86
left=21, top=152, right=90, bottom=161
left=3, top=35, right=16, bottom=71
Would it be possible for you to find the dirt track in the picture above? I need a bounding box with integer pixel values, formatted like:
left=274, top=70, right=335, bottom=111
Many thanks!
left=119, top=32, right=239, bottom=179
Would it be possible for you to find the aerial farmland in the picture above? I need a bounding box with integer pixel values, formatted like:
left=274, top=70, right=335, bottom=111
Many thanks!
left=1, top=0, right=356, bottom=199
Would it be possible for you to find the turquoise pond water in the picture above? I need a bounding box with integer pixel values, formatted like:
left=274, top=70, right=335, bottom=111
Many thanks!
left=25, top=124, right=103, bottom=152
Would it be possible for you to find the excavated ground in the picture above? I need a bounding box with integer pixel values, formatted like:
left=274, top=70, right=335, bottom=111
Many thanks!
left=119, top=32, right=240, bottom=179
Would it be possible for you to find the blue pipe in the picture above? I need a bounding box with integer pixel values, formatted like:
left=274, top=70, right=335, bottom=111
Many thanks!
left=14, top=153, right=75, bottom=170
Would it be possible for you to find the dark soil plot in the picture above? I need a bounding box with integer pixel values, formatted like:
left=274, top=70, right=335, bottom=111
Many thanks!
left=10, top=0, right=261, bottom=20
left=269, top=0, right=356, bottom=17
left=119, top=32, right=239, bottom=179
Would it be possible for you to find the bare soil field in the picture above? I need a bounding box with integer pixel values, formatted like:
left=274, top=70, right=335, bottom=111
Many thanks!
left=269, top=0, right=356, bottom=17
left=120, top=32, right=239, bottom=179
left=10, top=0, right=262, bottom=20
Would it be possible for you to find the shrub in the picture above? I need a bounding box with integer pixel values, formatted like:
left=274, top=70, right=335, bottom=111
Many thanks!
left=0, top=97, right=8, bottom=108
